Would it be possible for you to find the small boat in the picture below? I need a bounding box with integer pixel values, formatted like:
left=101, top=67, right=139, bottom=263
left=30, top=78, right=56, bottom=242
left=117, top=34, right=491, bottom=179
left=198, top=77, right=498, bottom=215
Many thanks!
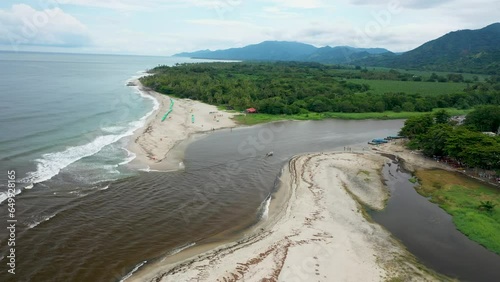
left=25, top=183, right=34, bottom=189
left=266, top=151, right=274, bottom=157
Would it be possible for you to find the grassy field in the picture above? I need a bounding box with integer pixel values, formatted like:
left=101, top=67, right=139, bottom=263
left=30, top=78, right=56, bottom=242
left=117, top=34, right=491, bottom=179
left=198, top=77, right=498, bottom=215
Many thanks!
left=358, top=67, right=490, bottom=81
left=347, top=79, right=468, bottom=95
left=233, top=108, right=470, bottom=125
left=415, top=169, right=500, bottom=254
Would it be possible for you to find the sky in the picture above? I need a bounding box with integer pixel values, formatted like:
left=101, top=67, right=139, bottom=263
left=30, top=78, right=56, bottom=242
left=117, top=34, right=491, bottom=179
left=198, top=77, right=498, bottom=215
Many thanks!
left=0, top=0, right=498, bottom=56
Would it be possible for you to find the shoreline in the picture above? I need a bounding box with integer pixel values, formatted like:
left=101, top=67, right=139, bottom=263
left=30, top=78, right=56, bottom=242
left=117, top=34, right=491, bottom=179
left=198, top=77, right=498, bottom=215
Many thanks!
left=126, top=79, right=239, bottom=171
left=376, top=141, right=500, bottom=187
left=129, top=151, right=445, bottom=281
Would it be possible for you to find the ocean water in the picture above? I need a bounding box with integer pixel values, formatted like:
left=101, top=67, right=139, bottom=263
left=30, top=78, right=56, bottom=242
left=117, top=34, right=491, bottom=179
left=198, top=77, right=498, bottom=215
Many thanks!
left=0, top=52, right=210, bottom=201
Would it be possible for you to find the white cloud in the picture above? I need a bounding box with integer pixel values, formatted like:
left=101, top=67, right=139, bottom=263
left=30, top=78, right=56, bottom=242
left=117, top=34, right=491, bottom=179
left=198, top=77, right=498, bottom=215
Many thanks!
left=1, top=0, right=496, bottom=55
left=267, top=0, right=329, bottom=9
left=61, top=0, right=242, bottom=11
left=182, top=18, right=266, bottom=49
left=187, top=18, right=256, bottom=27
left=260, top=6, right=301, bottom=19
left=0, top=4, right=90, bottom=49
left=349, top=0, right=453, bottom=9
left=64, top=0, right=176, bottom=11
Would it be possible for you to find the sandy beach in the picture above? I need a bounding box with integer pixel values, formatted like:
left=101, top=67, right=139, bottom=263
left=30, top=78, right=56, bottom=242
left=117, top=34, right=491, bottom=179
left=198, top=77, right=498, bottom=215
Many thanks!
left=128, top=80, right=238, bottom=171
left=374, top=141, right=450, bottom=172
left=129, top=151, right=444, bottom=282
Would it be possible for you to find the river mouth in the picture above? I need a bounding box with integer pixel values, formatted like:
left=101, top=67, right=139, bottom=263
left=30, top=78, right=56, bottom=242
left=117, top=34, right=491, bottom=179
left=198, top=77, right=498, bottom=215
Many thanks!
left=0, top=119, right=404, bottom=282
left=371, top=158, right=500, bottom=281
left=3, top=117, right=498, bottom=281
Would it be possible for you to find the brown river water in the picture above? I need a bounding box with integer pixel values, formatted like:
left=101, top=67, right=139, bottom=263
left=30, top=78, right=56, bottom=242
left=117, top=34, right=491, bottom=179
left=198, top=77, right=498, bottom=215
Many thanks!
left=1, top=120, right=498, bottom=282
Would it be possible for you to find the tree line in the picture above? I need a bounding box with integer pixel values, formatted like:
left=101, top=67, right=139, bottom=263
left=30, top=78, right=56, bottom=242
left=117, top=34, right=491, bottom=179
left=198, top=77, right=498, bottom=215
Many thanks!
left=343, top=67, right=474, bottom=83
left=400, top=106, right=500, bottom=170
left=140, top=62, right=500, bottom=114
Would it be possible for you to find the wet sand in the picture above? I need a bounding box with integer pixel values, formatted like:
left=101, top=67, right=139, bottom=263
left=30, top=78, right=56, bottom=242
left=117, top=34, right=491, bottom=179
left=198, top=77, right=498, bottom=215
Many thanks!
left=375, top=141, right=450, bottom=171
left=129, top=152, right=444, bottom=281
left=128, top=79, right=238, bottom=171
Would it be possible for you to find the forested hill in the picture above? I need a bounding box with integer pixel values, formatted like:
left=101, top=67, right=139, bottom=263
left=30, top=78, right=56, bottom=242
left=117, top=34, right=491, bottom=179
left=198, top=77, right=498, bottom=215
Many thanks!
left=175, top=23, right=500, bottom=74
left=174, top=41, right=391, bottom=64
left=356, top=23, right=500, bottom=74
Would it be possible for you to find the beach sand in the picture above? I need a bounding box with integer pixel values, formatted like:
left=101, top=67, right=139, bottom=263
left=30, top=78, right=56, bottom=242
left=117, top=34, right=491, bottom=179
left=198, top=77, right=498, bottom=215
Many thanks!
left=129, top=152, right=444, bottom=282
left=128, top=80, right=238, bottom=171
left=375, top=140, right=450, bottom=172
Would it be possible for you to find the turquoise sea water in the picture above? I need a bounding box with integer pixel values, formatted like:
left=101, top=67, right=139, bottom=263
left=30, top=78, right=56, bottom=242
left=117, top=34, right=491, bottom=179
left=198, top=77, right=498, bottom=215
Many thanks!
left=0, top=52, right=209, bottom=201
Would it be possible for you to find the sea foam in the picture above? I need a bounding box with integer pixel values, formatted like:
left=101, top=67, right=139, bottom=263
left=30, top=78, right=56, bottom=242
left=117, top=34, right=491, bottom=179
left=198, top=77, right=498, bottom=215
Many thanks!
left=168, top=242, right=196, bottom=256
left=0, top=188, right=21, bottom=205
left=259, top=194, right=272, bottom=221
left=27, top=213, right=57, bottom=229
left=119, top=148, right=137, bottom=166
left=119, top=260, right=147, bottom=282
left=20, top=80, right=159, bottom=185
left=101, top=126, right=127, bottom=134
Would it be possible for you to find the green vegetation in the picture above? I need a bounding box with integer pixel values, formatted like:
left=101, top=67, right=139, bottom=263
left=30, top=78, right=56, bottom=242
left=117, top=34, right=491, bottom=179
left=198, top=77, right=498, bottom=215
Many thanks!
left=359, top=170, right=370, bottom=176
left=365, top=67, right=490, bottom=82
left=140, top=62, right=498, bottom=119
left=479, top=201, right=497, bottom=213
left=463, top=105, right=500, bottom=132
left=400, top=107, right=500, bottom=170
left=402, top=107, right=500, bottom=252
left=409, top=177, right=418, bottom=184
left=347, top=79, right=467, bottom=95
left=356, top=23, right=500, bottom=74
left=327, top=67, right=471, bottom=83
left=415, top=170, right=500, bottom=254
left=234, top=108, right=470, bottom=125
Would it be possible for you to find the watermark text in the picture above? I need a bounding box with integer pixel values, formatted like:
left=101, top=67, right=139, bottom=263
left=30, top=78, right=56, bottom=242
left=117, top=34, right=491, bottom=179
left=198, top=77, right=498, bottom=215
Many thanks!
left=6, top=170, right=17, bottom=275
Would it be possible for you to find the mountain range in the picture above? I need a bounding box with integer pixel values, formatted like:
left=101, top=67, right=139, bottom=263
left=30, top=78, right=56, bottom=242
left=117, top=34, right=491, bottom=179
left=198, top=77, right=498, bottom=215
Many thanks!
left=356, top=23, right=500, bottom=74
left=174, top=23, right=500, bottom=74
left=174, top=41, right=390, bottom=64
